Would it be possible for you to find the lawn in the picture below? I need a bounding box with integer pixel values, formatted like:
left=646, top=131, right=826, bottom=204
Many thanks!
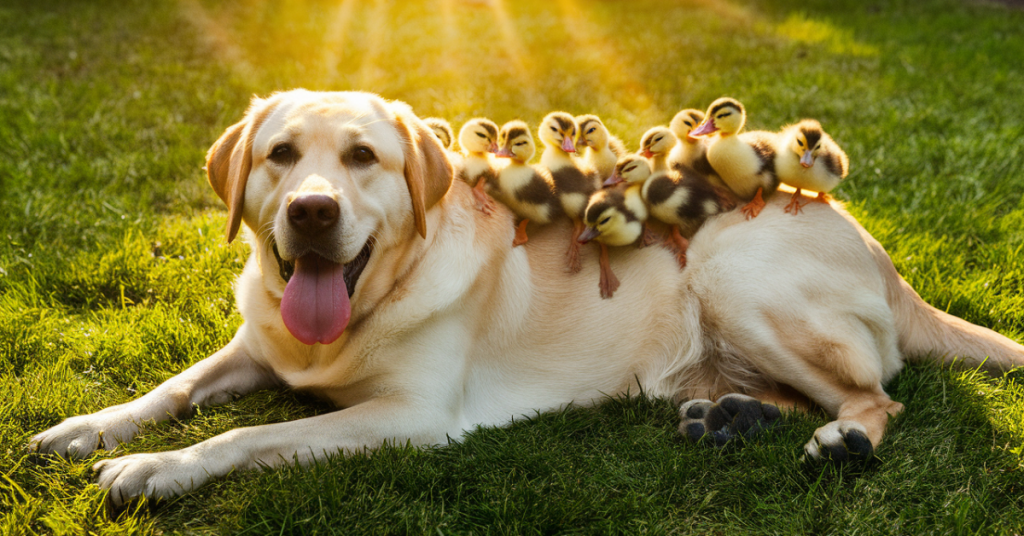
left=2, top=0, right=1024, bottom=533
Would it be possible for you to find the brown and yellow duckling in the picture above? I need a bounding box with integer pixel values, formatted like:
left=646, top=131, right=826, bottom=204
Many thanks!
left=774, top=119, right=850, bottom=214
left=458, top=117, right=501, bottom=215
left=539, top=111, right=601, bottom=273
left=668, top=108, right=723, bottom=187
left=639, top=126, right=677, bottom=174
left=423, top=117, right=455, bottom=150
left=690, top=97, right=778, bottom=220
left=578, top=171, right=649, bottom=299
left=492, top=121, right=563, bottom=247
left=575, top=114, right=627, bottom=181
left=639, top=158, right=736, bottom=269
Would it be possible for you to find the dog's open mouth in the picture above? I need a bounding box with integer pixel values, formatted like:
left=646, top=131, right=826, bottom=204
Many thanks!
left=273, top=240, right=374, bottom=345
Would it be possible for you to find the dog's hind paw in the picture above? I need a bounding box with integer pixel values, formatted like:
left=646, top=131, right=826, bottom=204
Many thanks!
left=802, top=420, right=874, bottom=463
left=678, top=394, right=782, bottom=446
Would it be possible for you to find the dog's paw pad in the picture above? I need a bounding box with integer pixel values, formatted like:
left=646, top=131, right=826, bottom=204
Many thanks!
left=803, top=421, right=874, bottom=463
left=678, top=394, right=782, bottom=446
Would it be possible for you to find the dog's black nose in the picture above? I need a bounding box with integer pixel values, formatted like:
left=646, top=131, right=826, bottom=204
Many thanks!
left=287, top=195, right=340, bottom=235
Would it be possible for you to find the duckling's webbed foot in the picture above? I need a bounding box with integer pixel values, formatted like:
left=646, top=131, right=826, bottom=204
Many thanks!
left=814, top=191, right=832, bottom=204
left=566, top=221, right=584, bottom=273
left=784, top=188, right=807, bottom=215
left=741, top=187, right=766, bottom=220
left=664, top=226, right=689, bottom=270
left=472, top=180, right=496, bottom=215
left=512, top=219, right=530, bottom=247
left=598, top=243, right=620, bottom=299
left=639, top=223, right=657, bottom=248
left=678, top=394, right=783, bottom=447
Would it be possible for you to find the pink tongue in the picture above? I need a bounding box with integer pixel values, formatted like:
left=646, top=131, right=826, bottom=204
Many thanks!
left=280, top=254, right=351, bottom=345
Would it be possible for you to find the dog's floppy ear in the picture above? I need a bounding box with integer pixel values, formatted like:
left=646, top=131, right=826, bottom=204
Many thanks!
left=391, top=101, right=454, bottom=239
left=205, top=96, right=276, bottom=243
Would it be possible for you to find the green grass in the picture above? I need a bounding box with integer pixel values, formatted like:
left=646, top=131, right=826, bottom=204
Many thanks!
left=2, top=0, right=1024, bottom=533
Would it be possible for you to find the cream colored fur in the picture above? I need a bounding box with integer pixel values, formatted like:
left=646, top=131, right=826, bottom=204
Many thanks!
left=30, top=91, right=1024, bottom=509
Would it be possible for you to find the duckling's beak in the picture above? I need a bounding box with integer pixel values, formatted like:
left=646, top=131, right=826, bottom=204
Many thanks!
left=800, top=149, right=814, bottom=168
left=603, top=173, right=625, bottom=188
left=495, top=146, right=514, bottom=158
left=561, top=134, right=576, bottom=153
left=488, top=142, right=499, bottom=153
left=577, top=226, right=600, bottom=244
left=641, top=148, right=654, bottom=158
left=689, top=121, right=718, bottom=137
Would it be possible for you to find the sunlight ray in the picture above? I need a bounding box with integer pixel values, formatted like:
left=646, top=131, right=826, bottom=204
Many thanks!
left=177, top=0, right=255, bottom=78
left=357, top=0, right=390, bottom=89
left=321, top=0, right=357, bottom=85
left=485, top=0, right=548, bottom=109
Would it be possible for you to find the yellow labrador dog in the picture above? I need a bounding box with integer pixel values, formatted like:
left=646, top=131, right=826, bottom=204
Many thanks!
left=31, top=90, right=1024, bottom=508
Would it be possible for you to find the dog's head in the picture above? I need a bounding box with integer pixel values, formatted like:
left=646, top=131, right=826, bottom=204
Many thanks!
left=205, top=90, right=453, bottom=345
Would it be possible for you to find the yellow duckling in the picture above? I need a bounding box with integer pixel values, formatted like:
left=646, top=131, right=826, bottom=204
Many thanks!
left=423, top=117, right=454, bottom=150
left=493, top=121, right=562, bottom=247
left=578, top=178, right=648, bottom=299
left=458, top=118, right=501, bottom=215
left=575, top=114, right=627, bottom=181
left=690, top=97, right=779, bottom=219
left=639, top=158, right=736, bottom=269
left=539, top=111, right=600, bottom=273
left=774, top=119, right=850, bottom=214
left=668, top=109, right=722, bottom=186
left=639, top=126, right=677, bottom=174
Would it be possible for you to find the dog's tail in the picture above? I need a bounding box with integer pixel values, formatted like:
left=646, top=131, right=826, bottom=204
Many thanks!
left=867, top=236, right=1024, bottom=373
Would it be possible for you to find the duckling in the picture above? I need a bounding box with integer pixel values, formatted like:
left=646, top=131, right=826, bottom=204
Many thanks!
left=575, top=114, right=627, bottom=181
left=492, top=121, right=562, bottom=247
left=578, top=183, right=647, bottom=299
left=423, top=117, right=454, bottom=150
left=639, top=126, right=677, bottom=174
left=641, top=161, right=736, bottom=269
left=668, top=109, right=722, bottom=185
left=539, top=111, right=601, bottom=273
left=458, top=118, right=501, bottom=215
left=774, top=119, right=850, bottom=214
left=602, top=154, right=658, bottom=247
left=690, top=97, right=779, bottom=220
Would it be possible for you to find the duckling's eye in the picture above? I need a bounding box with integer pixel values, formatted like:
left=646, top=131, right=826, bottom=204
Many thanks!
left=550, top=126, right=558, bottom=132
left=813, top=144, right=821, bottom=151
left=515, top=141, right=527, bottom=146
left=475, top=132, right=487, bottom=139
left=797, top=139, right=804, bottom=147
left=268, top=142, right=296, bottom=164
left=653, top=136, right=663, bottom=143
left=717, top=112, right=732, bottom=119
left=684, top=121, right=693, bottom=127
left=599, top=217, right=611, bottom=225
left=624, top=166, right=636, bottom=173
left=351, top=146, right=376, bottom=164
left=587, top=127, right=596, bottom=134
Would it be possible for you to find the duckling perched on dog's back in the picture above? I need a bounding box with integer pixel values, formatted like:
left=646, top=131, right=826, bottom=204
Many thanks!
left=493, top=120, right=562, bottom=247
left=575, top=114, right=626, bottom=181
left=639, top=126, right=677, bottom=174
left=458, top=118, right=501, bottom=215
left=690, top=98, right=778, bottom=219
left=668, top=109, right=722, bottom=186
left=774, top=119, right=849, bottom=214
left=579, top=179, right=648, bottom=299
left=539, top=111, right=601, bottom=273
left=423, top=117, right=454, bottom=150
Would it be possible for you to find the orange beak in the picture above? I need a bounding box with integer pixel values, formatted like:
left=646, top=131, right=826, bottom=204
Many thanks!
left=577, top=226, right=600, bottom=244
left=561, top=134, right=576, bottom=153
left=800, top=149, right=814, bottom=168
left=689, top=120, right=718, bottom=137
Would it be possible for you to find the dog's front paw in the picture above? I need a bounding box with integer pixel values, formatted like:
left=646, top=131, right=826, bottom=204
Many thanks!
left=678, top=393, right=782, bottom=446
left=802, top=420, right=873, bottom=463
left=94, top=450, right=206, bottom=512
left=29, top=414, right=140, bottom=460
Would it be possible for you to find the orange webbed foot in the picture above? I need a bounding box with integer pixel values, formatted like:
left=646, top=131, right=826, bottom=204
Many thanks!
left=512, top=219, right=530, bottom=247
left=639, top=223, right=657, bottom=248
left=784, top=188, right=807, bottom=215
left=665, top=226, right=689, bottom=270
left=815, top=191, right=832, bottom=204
left=741, top=187, right=767, bottom=220
left=472, top=180, right=496, bottom=215
left=598, top=243, right=620, bottom=299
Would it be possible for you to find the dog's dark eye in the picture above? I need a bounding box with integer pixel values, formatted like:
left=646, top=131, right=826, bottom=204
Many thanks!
left=268, top=143, right=296, bottom=164
left=351, top=146, right=376, bottom=164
